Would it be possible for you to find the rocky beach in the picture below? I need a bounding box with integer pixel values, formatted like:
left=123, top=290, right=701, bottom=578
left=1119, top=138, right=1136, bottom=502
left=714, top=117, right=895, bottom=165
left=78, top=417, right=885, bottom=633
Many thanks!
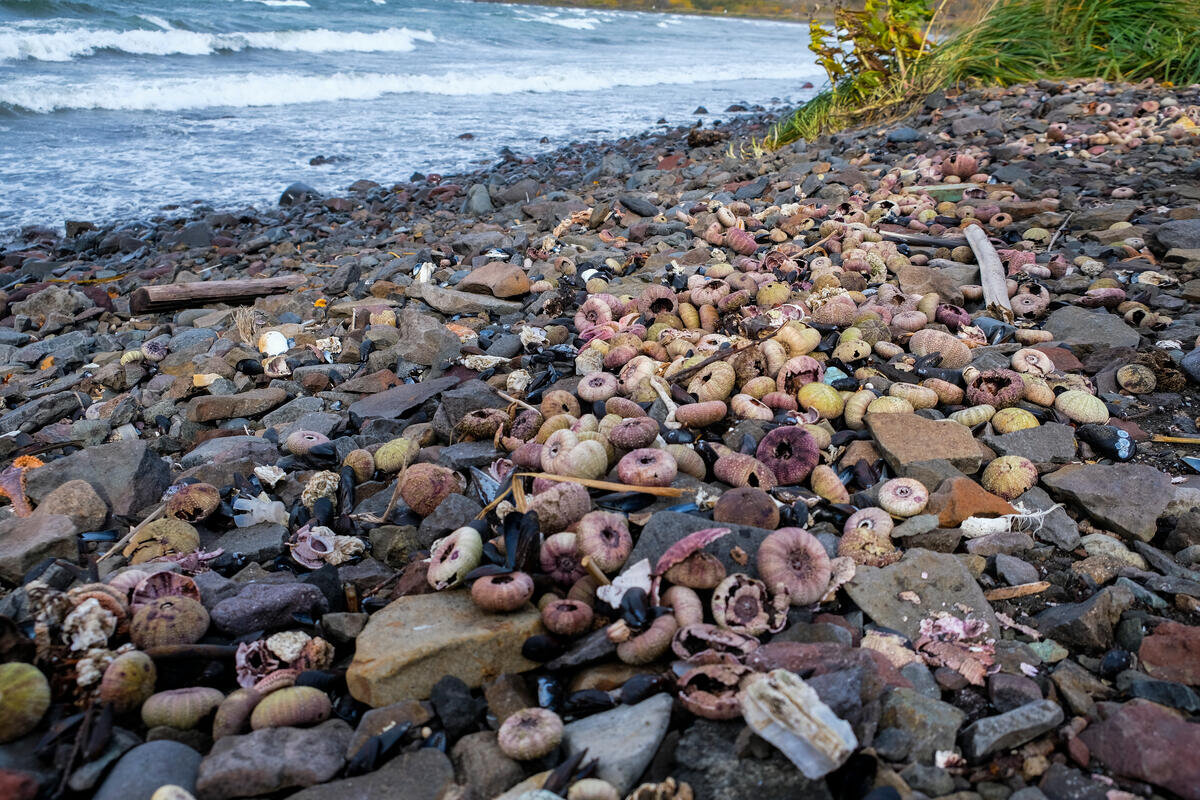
left=1, top=76, right=1200, bottom=800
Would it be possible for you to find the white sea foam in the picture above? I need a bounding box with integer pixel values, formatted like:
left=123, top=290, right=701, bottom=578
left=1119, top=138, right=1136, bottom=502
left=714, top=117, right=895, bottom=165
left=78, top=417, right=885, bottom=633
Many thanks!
left=514, top=12, right=600, bottom=30
left=0, top=25, right=434, bottom=61
left=245, top=0, right=312, bottom=7
left=137, top=15, right=174, bottom=30
left=0, top=64, right=820, bottom=113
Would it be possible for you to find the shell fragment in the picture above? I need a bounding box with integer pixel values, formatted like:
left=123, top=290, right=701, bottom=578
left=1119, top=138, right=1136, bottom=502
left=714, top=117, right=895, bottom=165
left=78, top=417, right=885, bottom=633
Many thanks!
left=740, top=669, right=857, bottom=779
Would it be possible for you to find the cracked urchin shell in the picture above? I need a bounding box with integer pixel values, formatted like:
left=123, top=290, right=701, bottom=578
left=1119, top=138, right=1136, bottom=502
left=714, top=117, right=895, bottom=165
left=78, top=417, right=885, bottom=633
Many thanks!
left=130, top=596, right=210, bottom=650
left=711, top=573, right=787, bottom=636
left=164, top=482, right=221, bottom=522
left=755, top=426, right=819, bottom=485
left=99, top=652, right=157, bottom=714
left=687, top=361, right=737, bottom=403
left=664, top=552, right=727, bottom=589
left=677, top=662, right=750, bottom=720
left=541, top=390, right=581, bottom=420
left=400, top=463, right=462, bottom=516
left=0, top=663, right=50, bottom=743
left=712, top=487, right=779, bottom=530
left=456, top=408, right=508, bottom=440
left=527, top=481, right=591, bottom=530
left=638, top=284, right=679, bottom=318
left=130, top=572, right=201, bottom=611
left=123, top=518, right=200, bottom=565
left=427, top=526, right=483, bottom=591
left=844, top=507, right=894, bottom=538
left=980, top=455, right=1038, bottom=501
left=713, top=452, right=778, bottom=490
left=671, top=623, right=759, bottom=662
left=838, top=526, right=901, bottom=567
left=141, top=687, right=224, bottom=730
left=575, top=296, right=614, bottom=332
left=497, top=707, right=564, bottom=760
left=757, top=527, right=832, bottom=606
left=876, top=477, right=929, bottom=517
left=616, top=448, right=677, bottom=487
left=471, top=571, right=534, bottom=613
left=617, top=614, right=678, bottom=664
left=576, top=511, right=633, bottom=573
left=249, top=685, right=331, bottom=730
left=965, top=369, right=1025, bottom=409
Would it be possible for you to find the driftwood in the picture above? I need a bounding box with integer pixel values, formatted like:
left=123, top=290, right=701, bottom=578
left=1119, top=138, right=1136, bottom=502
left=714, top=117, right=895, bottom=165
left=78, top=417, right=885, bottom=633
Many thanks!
left=879, top=230, right=969, bottom=248
left=963, top=224, right=1013, bottom=313
left=130, top=274, right=307, bottom=313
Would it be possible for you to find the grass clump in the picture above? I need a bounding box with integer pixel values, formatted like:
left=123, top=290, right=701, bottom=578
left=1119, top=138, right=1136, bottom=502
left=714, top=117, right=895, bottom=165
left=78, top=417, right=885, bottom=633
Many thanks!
left=770, top=0, right=1200, bottom=146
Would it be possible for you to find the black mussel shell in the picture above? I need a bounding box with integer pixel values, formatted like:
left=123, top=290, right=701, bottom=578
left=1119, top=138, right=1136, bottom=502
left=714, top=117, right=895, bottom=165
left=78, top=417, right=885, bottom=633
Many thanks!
left=522, top=634, right=567, bottom=663
left=1076, top=424, right=1135, bottom=461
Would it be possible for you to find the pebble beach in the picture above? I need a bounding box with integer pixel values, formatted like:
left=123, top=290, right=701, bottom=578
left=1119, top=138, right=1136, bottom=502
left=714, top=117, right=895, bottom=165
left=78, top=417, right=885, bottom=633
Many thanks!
left=1, top=74, right=1200, bottom=800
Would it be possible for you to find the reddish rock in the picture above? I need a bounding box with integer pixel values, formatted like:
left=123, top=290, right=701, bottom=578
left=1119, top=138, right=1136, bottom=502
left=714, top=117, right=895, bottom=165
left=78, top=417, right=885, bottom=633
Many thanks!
left=1079, top=700, right=1200, bottom=800
left=185, top=387, right=288, bottom=422
left=1032, top=345, right=1083, bottom=372
left=0, top=769, right=37, bottom=800
left=457, top=262, right=531, bottom=299
left=927, top=477, right=1016, bottom=528
left=1139, top=622, right=1200, bottom=685
left=866, top=413, right=985, bottom=474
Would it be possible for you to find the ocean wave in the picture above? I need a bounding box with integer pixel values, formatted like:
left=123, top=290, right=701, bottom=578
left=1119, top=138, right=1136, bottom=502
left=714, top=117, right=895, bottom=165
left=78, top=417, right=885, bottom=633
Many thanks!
left=514, top=12, right=600, bottom=30
left=0, top=25, right=435, bottom=61
left=244, top=0, right=311, bottom=6
left=0, top=64, right=820, bottom=113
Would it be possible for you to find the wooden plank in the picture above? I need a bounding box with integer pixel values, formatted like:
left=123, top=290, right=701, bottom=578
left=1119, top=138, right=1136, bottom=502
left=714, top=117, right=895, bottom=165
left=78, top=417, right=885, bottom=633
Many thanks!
left=130, top=274, right=307, bottom=313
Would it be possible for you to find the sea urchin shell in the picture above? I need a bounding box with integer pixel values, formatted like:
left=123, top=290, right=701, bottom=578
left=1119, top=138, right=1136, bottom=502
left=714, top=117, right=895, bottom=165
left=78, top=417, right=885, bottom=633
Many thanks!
left=756, top=528, right=832, bottom=606
left=497, top=707, right=564, bottom=760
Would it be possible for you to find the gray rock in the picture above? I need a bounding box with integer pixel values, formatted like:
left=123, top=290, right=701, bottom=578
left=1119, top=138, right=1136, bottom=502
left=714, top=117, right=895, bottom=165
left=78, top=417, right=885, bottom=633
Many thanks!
left=1156, top=219, right=1200, bottom=250
left=995, top=554, right=1040, bottom=586
left=288, top=749, right=453, bottom=800
left=210, top=582, right=329, bottom=636
left=417, top=493, right=484, bottom=547
left=1043, top=306, right=1139, bottom=349
left=901, top=763, right=955, bottom=797
left=466, top=184, right=494, bottom=216
left=1034, top=584, right=1134, bottom=651
left=431, top=380, right=515, bottom=440
left=395, top=309, right=463, bottom=366
left=166, top=221, right=213, bottom=249
left=887, top=126, right=922, bottom=143
left=988, top=673, right=1043, bottom=712
left=981, top=422, right=1076, bottom=464
left=68, top=728, right=141, bottom=791
left=437, top=441, right=500, bottom=470
left=280, top=182, right=321, bottom=206
left=1042, top=463, right=1173, bottom=541
left=24, top=439, right=170, bottom=517
left=179, top=436, right=280, bottom=470
left=193, top=570, right=239, bottom=609
left=348, top=376, right=459, bottom=420
left=960, top=699, right=1064, bottom=760
left=674, top=719, right=833, bottom=800
left=262, top=396, right=324, bottom=428
left=561, top=693, right=673, bottom=794
left=618, top=194, right=659, bottom=217
left=965, top=531, right=1035, bottom=557
left=880, top=687, right=966, bottom=763
left=1050, top=659, right=1111, bottom=716
left=0, top=391, right=90, bottom=434
left=627, top=511, right=775, bottom=580
left=1012, top=487, right=1079, bottom=550
left=844, top=549, right=998, bottom=640
left=0, top=514, right=78, bottom=583
left=196, top=720, right=350, bottom=800
left=407, top=281, right=522, bottom=317
left=214, top=523, right=286, bottom=563
left=94, top=741, right=202, bottom=800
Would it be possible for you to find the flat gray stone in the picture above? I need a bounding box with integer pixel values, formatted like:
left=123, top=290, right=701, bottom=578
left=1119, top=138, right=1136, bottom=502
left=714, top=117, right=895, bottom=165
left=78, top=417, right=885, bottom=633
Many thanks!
left=982, top=422, right=1076, bottom=464
left=845, top=549, right=997, bottom=640
left=25, top=439, right=170, bottom=517
left=287, top=748, right=453, bottom=800
left=960, top=699, right=1064, bottom=760
left=94, top=741, right=202, bottom=800
left=1013, top=486, right=1079, bottom=550
left=561, top=693, right=673, bottom=794
left=1044, top=306, right=1139, bottom=349
left=627, top=510, right=774, bottom=580
left=1042, top=463, right=1173, bottom=541
left=880, top=687, right=967, bottom=763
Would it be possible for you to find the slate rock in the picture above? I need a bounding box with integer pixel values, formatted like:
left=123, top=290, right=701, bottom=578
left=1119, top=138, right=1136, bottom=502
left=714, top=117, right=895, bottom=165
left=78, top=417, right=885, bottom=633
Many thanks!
left=1043, top=306, right=1139, bottom=349
left=674, top=719, right=833, bottom=800
left=627, top=511, right=774, bottom=580
left=1042, top=463, right=1173, bottom=541
left=1034, top=584, right=1133, bottom=651
left=195, top=720, right=350, bottom=800
left=995, top=554, right=1040, bottom=586
left=845, top=549, right=998, bottom=640
left=93, top=741, right=202, bottom=800
left=407, top=281, right=522, bottom=316
left=186, top=388, right=288, bottom=422
left=1050, top=660, right=1111, bottom=716
left=279, top=182, right=321, bottom=206
left=347, top=376, right=460, bottom=420
left=347, top=591, right=542, bottom=705
left=960, top=699, right=1063, bottom=760
left=866, top=413, right=984, bottom=475
left=288, top=749, right=453, bottom=800
left=417, top=492, right=484, bottom=547
left=431, top=675, right=479, bottom=741
left=1156, top=218, right=1200, bottom=251
left=1138, top=621, right=1200, bottom=685
left=214, top=523, right=286, bottom=563
left=561, top=693, right=673, bottom=794
left=1012, top=486, right=1079, bottom=550
left=395, top=309, right=463, bottom=366
left=981, top=422, right=1077, bottom=464
left=179, top=436, right=280, bottom=470
left=345, top=699, right=433, bottom=760
left=25, top=439, right=170, bottom=517
left=210, top=582, right=329, bottom=636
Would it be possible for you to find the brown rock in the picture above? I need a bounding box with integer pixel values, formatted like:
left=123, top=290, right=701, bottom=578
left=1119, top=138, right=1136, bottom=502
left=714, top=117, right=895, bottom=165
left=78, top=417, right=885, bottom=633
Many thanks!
left=288, top=749, right=453, bottom=800
left=407, top=282, right=523, bottom=316
left=186, top=388, right=288, bottom=423
left=451, top=731, right=524, bottom=800
left=926, top=477, right=1016, bottom=528
left=897, top=264, right=964, bottom=306
left=195, top=719, right=351, bottom=800
left=347, top=376, right=460, bottom=420
left=0, top=514, right=78, bottom=583
left=458, top=263, right=531, bottom=299
left=483, top=674, right=536, bottom=725
left=866, top=413, right=984, bottom=475
left=345, top=700, right=433, bottom=760
left=33, top=479, right=108, bottom=532
left=346, top=591, right=543, bottom=705
left=1079, top=700, right=1200, bottom=800
left=1139, top=622, right=1200, bottom=686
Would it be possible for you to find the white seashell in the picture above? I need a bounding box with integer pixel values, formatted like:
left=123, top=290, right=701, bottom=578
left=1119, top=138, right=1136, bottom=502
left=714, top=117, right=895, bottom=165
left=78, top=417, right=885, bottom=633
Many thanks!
left=574, top=346, right=605, bottom=376
left=506, top=369, right=532, bottom=394
left=960, top=516, right=1011, bottom=538
left=257, top=330, right=289, bottom=357
left=741, top=669, right=857, bottom=779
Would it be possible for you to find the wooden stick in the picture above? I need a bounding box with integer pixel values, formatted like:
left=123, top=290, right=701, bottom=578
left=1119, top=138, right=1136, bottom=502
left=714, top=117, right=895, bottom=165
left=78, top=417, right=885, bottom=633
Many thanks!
left=984, top=581, right=1050, bottom=601
left=514, top=472, right=690, bottom=497
left=880, top=230, right=969, bottom=248
left=130, top=274, right=307, bottom=314
left=964, top=224, right=1013, bottom=314
left=1152, top=435, right=1200, bottom=445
